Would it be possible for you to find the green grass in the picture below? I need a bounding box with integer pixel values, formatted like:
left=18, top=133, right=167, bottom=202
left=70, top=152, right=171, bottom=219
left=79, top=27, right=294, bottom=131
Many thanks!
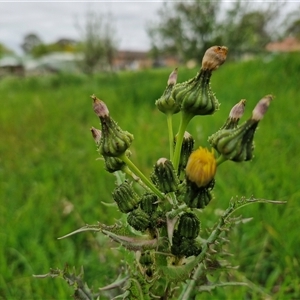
left=1, top=52, right=300, bottom=299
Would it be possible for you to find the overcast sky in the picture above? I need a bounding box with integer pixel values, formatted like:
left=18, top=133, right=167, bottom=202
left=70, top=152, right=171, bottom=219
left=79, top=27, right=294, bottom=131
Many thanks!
left=0, top=1, right=299, bottom=55
left=0, top=1, right=164, bottom=54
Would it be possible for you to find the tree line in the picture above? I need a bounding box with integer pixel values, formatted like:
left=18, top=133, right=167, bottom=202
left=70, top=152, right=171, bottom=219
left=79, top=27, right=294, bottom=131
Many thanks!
left=1, top=1, right=300, bottom=73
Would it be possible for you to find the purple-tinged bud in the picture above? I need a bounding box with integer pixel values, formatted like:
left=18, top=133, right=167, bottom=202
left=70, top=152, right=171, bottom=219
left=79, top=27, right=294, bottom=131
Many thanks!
left=92, top=94, right=109, bottom=117
left=90, top=127, right=102, bottom=145
left=221, top=99, right=246, bottom=130
left=208, top=95, right=272, bottom=162
left=91, top=95, right=133, bottom=157
left=229, top=99, right=246, bottom=120
left=252, top=95, right=273, bottom=121
left=167, top=68, right=178, bottom=86
left=156, top=68, right=181, bottom=114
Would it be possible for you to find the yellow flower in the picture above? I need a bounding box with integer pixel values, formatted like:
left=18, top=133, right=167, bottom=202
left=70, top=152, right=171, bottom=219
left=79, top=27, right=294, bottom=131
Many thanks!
left=185, top=147, right=216, bottom=187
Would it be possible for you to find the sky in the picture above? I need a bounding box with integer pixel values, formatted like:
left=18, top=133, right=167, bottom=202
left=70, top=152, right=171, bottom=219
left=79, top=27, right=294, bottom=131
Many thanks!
left=0, top=1, right=299, bottom=56
left=0, top=1, right=164, bottom=54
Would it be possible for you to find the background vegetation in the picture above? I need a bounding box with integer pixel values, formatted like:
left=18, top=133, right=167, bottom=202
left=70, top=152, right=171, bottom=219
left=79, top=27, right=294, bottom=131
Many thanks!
left=1, top=52, right=300, bottom=299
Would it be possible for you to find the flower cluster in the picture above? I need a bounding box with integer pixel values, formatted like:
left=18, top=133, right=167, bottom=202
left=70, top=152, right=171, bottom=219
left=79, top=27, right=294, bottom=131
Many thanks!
left=46, top=45, right=275, bottom=300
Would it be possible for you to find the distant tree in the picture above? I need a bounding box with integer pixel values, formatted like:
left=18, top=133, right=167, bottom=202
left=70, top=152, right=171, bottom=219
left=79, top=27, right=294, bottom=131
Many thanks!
left=148, top=0, right=283, bottom=62
left=147, top=0, right=221, bottom=63
left=21, top=33, right=42, bottom=54
left=283, top=7, right=300, bottom=39
left=76, top=10, right=118, bottom=74
left=0, top=43, right=14, bottom=57
left=221, top=1, right=283, bottom=58
left=30, top=39, right=78, bottom=58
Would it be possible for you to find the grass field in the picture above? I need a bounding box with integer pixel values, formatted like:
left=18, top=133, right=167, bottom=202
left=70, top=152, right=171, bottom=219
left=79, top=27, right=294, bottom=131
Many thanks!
left=1, top=52, right=300, bottom=299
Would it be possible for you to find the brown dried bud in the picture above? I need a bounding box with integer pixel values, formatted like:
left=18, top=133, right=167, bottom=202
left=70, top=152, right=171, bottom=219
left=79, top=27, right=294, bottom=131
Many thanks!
left=201, top=46, right=228, bottom=71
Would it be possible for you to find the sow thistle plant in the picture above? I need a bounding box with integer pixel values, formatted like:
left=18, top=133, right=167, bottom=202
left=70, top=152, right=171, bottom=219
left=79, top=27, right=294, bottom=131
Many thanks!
left=35, top=46, right=285, bottom=299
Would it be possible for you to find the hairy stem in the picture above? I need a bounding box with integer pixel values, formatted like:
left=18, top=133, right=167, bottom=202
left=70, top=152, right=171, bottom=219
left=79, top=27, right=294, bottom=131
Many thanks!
left=119, top=153, right=165, bottom=199
left=166, top=113, right=174, bottom=161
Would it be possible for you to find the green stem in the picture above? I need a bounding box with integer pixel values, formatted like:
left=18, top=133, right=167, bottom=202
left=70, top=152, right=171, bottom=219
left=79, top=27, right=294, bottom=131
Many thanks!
left=172, top=113, right=193, bottom=172
left=119, top=154, right=165, bottom=200
left=216, top=154, right=228, bottom=166
left=179, top=205, right=234, bottom=300
left=166, top=113, right=174, bottom=161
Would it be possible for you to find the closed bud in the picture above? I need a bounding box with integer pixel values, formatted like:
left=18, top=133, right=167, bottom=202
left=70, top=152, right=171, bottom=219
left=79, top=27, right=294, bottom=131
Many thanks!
left=155, top=68, right=181, bottom=114
left=252, top=95, right=273, bottom=121
left=140, top=192, right=159, bottom=215
left=172, top=45, right=227, bottom=116
left=139, top=251, right=154, bottom=266
left=183, top=181, right=214, bottom=209
left=112, top=181, right=140, bottom=213
left=209, top=95, right=272, bottom=162
left=90, top=127, right=102, bottom=146
left=151, top=158, right=179, bottom=193
left=127, top=208, right=151, bottom=231
left=178, top=238, right=202, bottom=257
left=208, top=120, right=257, bottom=162
left=91, top=95, right=133, bottom=157
left=171, top=230, right=202, bottom=257
left=167, top=67, right=178, bottom=86
left=201, top=46, right=228, bottom=71
left=177, top=212, right=200, bottom=239
left=103, top=155, right=127, bottom=173
left=221, top=99, right=246, bottom=130
left=171, top=69, right=219, bottom=116
left=174, top=131, right=194, bottom=172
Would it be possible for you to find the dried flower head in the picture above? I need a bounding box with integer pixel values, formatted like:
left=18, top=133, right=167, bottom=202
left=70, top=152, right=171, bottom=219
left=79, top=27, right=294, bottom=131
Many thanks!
left=202, top=46, right=228, bottom=71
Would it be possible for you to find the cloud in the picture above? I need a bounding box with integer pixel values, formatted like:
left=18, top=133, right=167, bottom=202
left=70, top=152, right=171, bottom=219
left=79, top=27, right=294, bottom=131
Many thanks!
left=0, top=2, right=163, bottom=54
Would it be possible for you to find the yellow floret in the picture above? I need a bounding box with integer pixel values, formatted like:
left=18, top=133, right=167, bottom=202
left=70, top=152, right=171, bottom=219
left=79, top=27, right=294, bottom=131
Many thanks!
left=185, top=147, right=217, bottom=187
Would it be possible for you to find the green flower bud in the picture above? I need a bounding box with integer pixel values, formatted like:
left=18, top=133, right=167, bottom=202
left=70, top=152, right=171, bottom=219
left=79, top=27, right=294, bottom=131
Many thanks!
left=170, top=230, right=183, bottom=256
left=155, top=68, right=181, bottom=114
left=171, top=46, right=228, bottom=116
left=171, top=230, right=202, bottom=257
left=178, top=239, right=202, bottom=257
left=92, top=95, right=133, bottom=157
left=209, top=95, right=272, bottom=162
left=151, top=158, right=179, bottom=193
left=177, top=212, right=200, bottom=239
left=139, top=250, right=154, bottom=267
left=127, top=208, right=151, bottom=231
left=103, top=155, right=126, bottom=173
left=220, top=99, right=246, bottom=130
left=183, top=180, right=214, bottom=209
left=150, top=210, right=166, bottom=229
left=112, top=181, right=140, bottom=213
left=174, top=131, right=194, bottom=172
left=140, top=192, right=158, bottom=215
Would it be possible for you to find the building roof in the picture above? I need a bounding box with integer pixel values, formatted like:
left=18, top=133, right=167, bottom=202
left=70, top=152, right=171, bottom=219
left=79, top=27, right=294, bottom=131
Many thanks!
left=266, top=37, right=300, bottom=52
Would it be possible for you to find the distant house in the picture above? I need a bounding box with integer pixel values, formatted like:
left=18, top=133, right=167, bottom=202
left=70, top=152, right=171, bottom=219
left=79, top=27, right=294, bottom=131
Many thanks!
left=113, top=50, right=152, bottom=70
left=266, top=37, right=300, bottom=52
left=113, top=50, right=180, bottom=70
left=24, top=52, right=83, bottom=75
left=0, top=55, right=24, bottom=77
